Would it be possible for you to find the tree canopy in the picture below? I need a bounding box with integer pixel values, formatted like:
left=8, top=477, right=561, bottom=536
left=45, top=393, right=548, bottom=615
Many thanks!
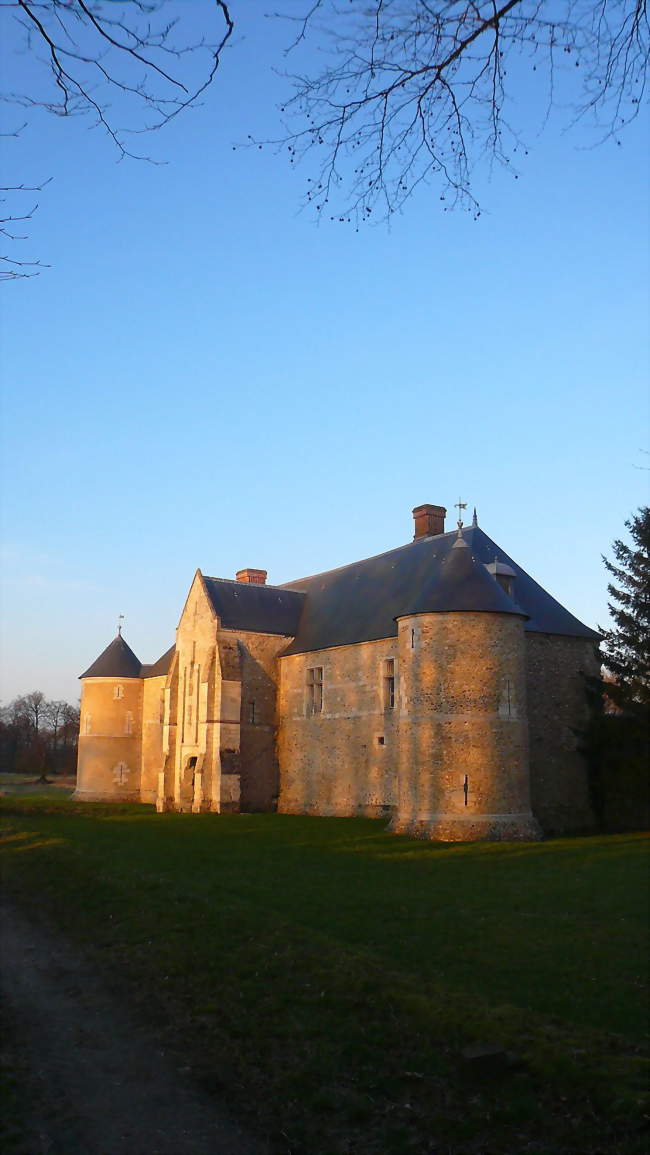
left=0, top=692, right=80, bottom=776
left=600, top=506, right=650, bottom=715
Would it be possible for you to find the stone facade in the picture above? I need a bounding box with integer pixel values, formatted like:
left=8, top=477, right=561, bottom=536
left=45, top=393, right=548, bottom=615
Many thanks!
left=151, top=574, right=290, bottom=815
left=392, top=612, right=540, bottom=841
left=526, top=633, right=598, bottom=833
left=76, top=677, right=143, bottom=802
left=278, top=637, right=399, bottom=818
left=76, top=507, right=600, bottom=840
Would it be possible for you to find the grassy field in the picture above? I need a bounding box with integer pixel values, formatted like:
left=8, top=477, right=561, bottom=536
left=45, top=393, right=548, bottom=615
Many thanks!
left=0, top=772, right=75, bottom=797
left=1, top=799, right=648, bottom=1154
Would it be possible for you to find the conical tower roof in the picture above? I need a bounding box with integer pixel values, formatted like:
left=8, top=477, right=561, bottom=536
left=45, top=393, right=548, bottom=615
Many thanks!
left=79, top=634, right=142, bottom=679
left=401, top=534, right=527, bottom=618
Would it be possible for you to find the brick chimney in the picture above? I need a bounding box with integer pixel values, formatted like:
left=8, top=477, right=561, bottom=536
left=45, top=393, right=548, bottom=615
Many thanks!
left=412, top=504, right=446, bottom=539
left=235, top=568, right=267, bottom=585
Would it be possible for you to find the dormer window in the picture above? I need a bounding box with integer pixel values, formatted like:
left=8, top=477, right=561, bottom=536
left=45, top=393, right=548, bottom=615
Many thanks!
left=485, top=560, right=516, bottom=599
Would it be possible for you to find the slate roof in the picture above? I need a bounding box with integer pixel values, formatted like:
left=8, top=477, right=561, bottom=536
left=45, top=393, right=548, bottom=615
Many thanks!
left=406, top=536, right=526, bottom=617
left=81, top=637, right=176, bottom=680
left=202, top=577, right=305, bottom=637
left=80, top=523, right=598, bottom=676
left=278, top=524, right=599, bottom=655
left=80, top=634, right=143, bottom=679
left=139, top=645, right=175, bottom=679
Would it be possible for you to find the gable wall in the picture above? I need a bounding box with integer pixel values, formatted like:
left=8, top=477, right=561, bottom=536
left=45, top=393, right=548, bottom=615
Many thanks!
left=167, top=575, right=219, bottom=810
left=156, top=576, right=291, bottom=812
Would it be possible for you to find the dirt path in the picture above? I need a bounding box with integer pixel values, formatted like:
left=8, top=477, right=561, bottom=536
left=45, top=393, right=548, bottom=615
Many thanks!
left=0, top=898, right=265, bottom=1155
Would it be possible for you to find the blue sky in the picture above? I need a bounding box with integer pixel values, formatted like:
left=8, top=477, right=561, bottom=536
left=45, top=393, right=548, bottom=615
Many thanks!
left=1, top=3, right=648, bottom=703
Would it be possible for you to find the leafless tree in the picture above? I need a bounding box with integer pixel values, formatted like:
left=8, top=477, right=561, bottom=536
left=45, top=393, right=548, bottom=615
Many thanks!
left=43, top=697, right=66, bottom=757
left=269, top=0, right=648, bottom=222
left=1, top=0, right=234, bottom=278
left=59, top=702, right=80, bottom=764
left=14, top=689, right=46, bottom=733
left=0, top=693, right=80, bottom=774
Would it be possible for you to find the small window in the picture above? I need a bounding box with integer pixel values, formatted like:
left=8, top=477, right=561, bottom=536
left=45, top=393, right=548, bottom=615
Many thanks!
left=249, top=700, right=256, bottom=724
left=306, top=666, right=323, bottom=715
left=382, top=658, right=395, bottom=709
left=411, top=627, right=416, bottom=649
left=377, top=735, right=385, bottom=746
left=113, top=684, right=124, bottom=700
left=497, top=574, right=515, bottom=598
left=84, top=713, right=92, bottom=735
left=124, top=711, right=133, bottom=736
left=114, top=761, right=128, bottom=785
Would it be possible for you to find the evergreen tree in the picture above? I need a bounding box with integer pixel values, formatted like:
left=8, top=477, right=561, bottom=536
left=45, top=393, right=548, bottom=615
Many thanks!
left=600, top=507, right=650, bottom=716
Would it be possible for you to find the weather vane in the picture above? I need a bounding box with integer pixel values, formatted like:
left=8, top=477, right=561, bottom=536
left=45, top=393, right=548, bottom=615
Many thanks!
left=117, top=613, right=124, bottom=636
left=454, top=497, right=467, bottom=534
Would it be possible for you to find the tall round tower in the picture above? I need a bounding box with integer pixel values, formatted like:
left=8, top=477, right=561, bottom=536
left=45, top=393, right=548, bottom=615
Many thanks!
left=392, top=535, right=542, bottom=841
left=75, top=633, right=143, bottom=802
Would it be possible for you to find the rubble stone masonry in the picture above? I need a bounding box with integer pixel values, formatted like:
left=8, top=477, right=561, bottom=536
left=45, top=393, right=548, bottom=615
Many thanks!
left=77, top=595, right=598, bottom=838
left=76, top=677, right=143, bottom=802
left=526, top=632, right=598, bottom=833
left=391, top=612, right=541, bottom=841
left=277, top=637, right=400, bottom=817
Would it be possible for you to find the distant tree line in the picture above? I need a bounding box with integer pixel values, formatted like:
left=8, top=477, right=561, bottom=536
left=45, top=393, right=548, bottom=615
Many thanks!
left=0, top=691, right=79, bottom=779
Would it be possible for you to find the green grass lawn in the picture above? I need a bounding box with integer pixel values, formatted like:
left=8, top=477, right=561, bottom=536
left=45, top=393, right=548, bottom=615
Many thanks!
left=1, top=800, right=648, bottom=1154
left=0, top=773, right=75, bottom=797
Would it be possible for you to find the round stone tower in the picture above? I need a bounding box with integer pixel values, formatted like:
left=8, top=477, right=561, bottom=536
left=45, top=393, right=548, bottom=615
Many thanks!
left=391, top=535, right=542, bottom=841
left=75, top=633, right=143, bottom=802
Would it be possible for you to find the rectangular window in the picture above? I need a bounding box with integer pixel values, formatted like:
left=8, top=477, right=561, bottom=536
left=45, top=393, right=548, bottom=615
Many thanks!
left=84, top=713, right=91, bottom=735
left=249, top=700, right=256, bottom=724
left=113, top=684, right=124, bottom=700
left=124, top=711, right=133, bottom=736
left=383, top=658, right=395, bottom=709
left=306, top=666, right=323, bottom=715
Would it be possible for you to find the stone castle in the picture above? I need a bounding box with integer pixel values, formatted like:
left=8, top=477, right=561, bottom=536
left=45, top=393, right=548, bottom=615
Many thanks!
left=75, top=503, right=599, bottom=840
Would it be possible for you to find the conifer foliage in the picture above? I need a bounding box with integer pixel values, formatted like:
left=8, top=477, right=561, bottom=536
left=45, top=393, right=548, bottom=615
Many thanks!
left=600, top=507, right=650, bottom=715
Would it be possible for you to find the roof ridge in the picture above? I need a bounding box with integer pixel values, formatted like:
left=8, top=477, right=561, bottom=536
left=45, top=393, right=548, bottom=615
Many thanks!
left=203, top=575, right=305, bottom=594
left=279, top=526, right=466, bottom=589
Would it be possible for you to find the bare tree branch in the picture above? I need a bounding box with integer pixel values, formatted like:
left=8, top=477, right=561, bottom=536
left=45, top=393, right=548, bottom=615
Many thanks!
left=264, top=0, right=648, bottom=223
left=1, top=0, right=234, bottom=277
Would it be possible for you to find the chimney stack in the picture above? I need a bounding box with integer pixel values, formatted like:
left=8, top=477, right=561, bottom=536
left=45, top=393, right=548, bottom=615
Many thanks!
left=412, top=504, right=446, bottom=540
left=235, top=568, right=267, bottom=585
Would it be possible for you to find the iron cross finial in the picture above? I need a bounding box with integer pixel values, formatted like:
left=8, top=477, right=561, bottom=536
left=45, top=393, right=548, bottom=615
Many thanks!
left=118, top=613, right=124, bottom=636
left=454, top=497, right=467, bottom=533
